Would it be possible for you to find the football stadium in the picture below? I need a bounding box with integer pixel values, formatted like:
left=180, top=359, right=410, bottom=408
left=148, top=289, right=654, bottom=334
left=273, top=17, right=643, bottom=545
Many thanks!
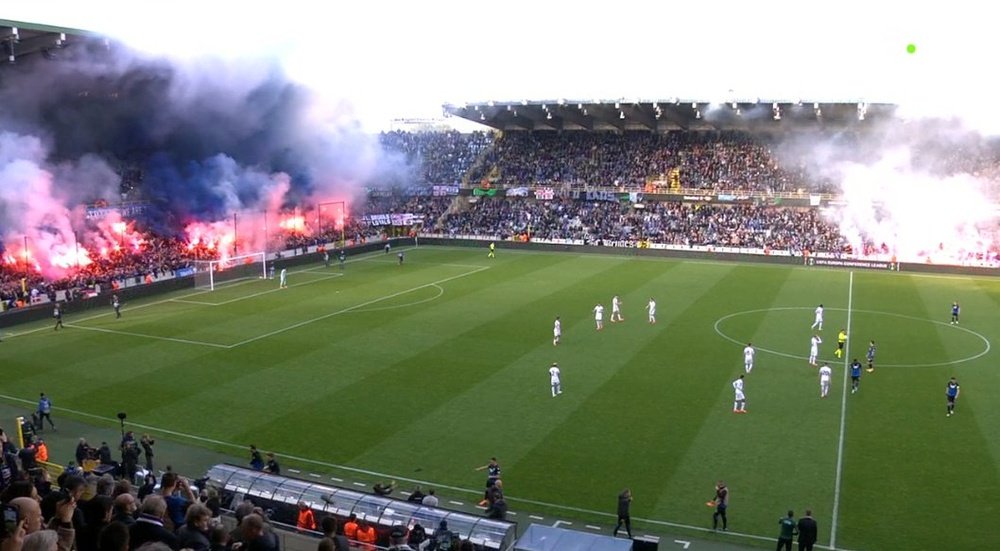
left=2, top=8, right=1000, bottom=551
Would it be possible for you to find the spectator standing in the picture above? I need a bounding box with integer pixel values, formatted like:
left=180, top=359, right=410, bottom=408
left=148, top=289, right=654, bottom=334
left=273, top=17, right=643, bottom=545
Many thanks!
left=140, top=435, right=155, bottom=472
left=37, top=394, right=56, bottom=432
left=128, top=495, right=178, bottom=550
left=159, top=473, right=195, bottom=531
left=176, top=504, right=212, bottom=551
left=386, top=525, right=414, bottom=550
left=796, top=510, right=818, bottom=551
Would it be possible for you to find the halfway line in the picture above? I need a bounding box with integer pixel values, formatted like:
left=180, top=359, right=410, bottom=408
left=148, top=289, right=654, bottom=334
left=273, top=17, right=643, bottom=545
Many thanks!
left=831, top=271, right=853, bottom=548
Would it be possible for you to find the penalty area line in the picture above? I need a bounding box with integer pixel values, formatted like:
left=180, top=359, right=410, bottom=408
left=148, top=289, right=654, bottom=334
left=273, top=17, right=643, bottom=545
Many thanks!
left=225, top=265, right=490, bottom=348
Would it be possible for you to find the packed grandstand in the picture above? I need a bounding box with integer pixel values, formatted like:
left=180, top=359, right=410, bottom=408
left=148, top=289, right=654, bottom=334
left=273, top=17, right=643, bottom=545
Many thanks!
left=4, top=126, right=1000, bottom=311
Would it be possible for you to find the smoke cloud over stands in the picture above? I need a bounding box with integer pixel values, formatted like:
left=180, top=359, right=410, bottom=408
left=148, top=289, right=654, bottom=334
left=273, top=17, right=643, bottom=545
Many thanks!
left=0, top=39, right=393, bottom=275
left=774, top=120, right=1000, bottom=264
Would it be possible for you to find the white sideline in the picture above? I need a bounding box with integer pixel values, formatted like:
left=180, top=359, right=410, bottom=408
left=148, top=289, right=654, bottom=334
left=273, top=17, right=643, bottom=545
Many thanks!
left=0, top=392, right=860, bottom=551
left=831, top=271, right=853, bottom=549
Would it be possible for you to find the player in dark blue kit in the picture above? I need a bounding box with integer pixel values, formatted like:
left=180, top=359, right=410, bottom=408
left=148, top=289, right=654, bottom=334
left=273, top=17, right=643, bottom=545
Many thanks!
left=950, top=302, right=960, bottom=325
left=946, top=377, right=960, bottom=417
left=475, top=457, right=501, bottom=506
left=850, top=359, right=862, bottom=394
left=866, top=340, right=876, bottom=373
left=339, top=250, right=346, bottom=270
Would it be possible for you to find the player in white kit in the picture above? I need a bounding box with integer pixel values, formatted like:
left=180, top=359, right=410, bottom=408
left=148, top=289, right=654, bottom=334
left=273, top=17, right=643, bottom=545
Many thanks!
left=819, top=363, right=833, bottom=398
left=811, top=304, right=824, bottom=330
left=549, top=363, right=562, bottom=397
left=743, top=343, right=755, bottom=373
left=732, top=375, right=747, bottom=413
left=279, top=268, right=288, bottom=288
left=611, top=295, right=624, bottom=323
left=809, top=335, right=822, bottom=366
left=552, top=316, right=561, bottom=346
left=593, top=304, right=604, bottom=331
left=646, top=298, right=656, bottom=324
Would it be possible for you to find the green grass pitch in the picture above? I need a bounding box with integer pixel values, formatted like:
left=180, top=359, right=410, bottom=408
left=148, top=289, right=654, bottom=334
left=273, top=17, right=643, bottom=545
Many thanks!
left=4, top=246, right=999, bottom=549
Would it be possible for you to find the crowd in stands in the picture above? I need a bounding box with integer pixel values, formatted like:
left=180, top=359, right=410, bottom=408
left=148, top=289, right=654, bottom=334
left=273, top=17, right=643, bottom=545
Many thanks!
left=465, top=131, right=828, bottom=193
left=438, top=198, right=851, bottom=254
left=5, top=129, right=1000, bottom=311
left=379, top=131, right=493, bottom=186
left=1, top=411, right=491, bottom=551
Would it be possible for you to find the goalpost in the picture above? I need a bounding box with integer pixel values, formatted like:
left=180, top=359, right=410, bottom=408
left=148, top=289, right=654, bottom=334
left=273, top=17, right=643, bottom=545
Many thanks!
left=192, top=252, right=267, bottom=291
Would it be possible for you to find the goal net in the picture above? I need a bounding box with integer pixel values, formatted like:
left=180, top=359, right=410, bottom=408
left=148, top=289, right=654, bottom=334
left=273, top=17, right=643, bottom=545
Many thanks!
left=192, top=252, right=267, bottom=291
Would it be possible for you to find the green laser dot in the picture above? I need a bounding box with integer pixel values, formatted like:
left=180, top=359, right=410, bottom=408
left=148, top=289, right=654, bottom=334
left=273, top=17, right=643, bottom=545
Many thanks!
left=907, top=43, right=916, bottom=54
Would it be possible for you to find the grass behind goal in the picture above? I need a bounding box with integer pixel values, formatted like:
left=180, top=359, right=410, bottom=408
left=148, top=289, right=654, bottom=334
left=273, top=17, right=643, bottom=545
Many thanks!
left=4, top=247, right=999, bottom=550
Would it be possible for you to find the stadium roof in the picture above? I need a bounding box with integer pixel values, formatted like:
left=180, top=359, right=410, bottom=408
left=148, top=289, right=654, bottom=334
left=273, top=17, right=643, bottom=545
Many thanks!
left=0, top=20, right=100, bottom=65
left=445, top=99, right=897, bottom=132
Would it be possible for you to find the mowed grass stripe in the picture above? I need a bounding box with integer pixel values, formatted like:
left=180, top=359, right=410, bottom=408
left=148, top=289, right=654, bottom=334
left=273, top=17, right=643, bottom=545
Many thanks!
left=501, top=263, right=741, bottom=523
left=191, top=251, right=586, bottom=454
left=643, top=266, right=842, bottom=538
left=342, top=257, right=701, bottom=492
left=838, top=272, right=1000, bottom=550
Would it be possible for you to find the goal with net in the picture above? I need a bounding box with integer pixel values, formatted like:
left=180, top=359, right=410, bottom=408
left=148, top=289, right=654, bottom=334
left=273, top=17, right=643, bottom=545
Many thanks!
left=192, top=252, right=268, bottom=291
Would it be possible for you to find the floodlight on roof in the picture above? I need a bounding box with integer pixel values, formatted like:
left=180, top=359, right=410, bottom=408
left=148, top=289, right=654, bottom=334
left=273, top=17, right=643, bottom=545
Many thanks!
left=506, top=105, right=512, bottom=111
left=522, top=99, right=528, bottom=105
left=814, top=102, right=819, bottom=109
left=732, top=102, right=737, bottom=109
left=772, top=102, right=778, bottom=109
left=557, top=98, right=565, bottom=105
left=577, top=103, right=583, bottom=109
left=615, top=101, right=621, bottom=109
left=691, top=102, right=697, bottom=109
left=488, top=100, right=495, bottom=107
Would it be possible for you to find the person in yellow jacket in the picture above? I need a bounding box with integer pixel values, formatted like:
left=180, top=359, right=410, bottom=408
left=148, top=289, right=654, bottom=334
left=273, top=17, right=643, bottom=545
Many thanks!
left=296, top=502, right=316, bottom=532
left=35, top=439, right=49, bottom=463
left=354, top=518, right=377, bottom=550
left=835, top=329, right=848, bottom=358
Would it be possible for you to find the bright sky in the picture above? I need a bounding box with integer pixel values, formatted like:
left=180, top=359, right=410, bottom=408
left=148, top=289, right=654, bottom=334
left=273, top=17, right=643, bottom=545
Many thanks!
left=5, top=0, right=999, bottom=132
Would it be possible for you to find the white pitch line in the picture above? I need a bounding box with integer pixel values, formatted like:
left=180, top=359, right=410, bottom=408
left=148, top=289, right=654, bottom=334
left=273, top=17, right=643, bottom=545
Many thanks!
left=63, top=324, right=230, bottom=349
left=529, top=515, right=544, bottom=520
left=0, top=392, right=862, bottom=551
left=831, top=271, right=853, bottom=549
left=448, top=501, right=464, bottom=506
left=226, top=266, right=490, bottom=348
left=586, top=525, right=601, bottom=530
